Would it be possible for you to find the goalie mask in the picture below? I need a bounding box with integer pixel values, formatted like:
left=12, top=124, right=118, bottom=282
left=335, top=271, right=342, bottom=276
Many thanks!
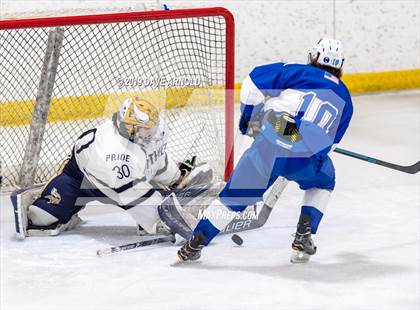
left=113, top=97, right=160, bottom=143
left=308, top=37, right=344, bottom=70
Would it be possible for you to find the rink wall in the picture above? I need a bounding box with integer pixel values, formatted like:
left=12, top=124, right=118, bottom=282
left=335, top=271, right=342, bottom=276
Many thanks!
left=1, top=0, right=419, bottom=78
left=174, top=0, right=420, bottom=79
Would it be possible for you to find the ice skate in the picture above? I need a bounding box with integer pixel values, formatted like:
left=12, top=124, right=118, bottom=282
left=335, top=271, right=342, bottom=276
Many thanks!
left=290, top=214, right=317, bottom=263
left=177, top=231, right=207, bottom=262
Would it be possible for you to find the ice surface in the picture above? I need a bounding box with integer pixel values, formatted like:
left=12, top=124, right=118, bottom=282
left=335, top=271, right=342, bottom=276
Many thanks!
left=1, top=91, right=419, bottom=310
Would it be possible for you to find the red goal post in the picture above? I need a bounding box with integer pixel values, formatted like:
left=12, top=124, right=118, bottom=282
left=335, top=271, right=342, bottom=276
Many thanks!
left=0, top=8, right=235, bottom=188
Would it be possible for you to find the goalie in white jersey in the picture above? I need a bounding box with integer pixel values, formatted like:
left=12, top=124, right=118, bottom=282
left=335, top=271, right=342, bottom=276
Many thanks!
left=12, top=97, right=212, bottom=239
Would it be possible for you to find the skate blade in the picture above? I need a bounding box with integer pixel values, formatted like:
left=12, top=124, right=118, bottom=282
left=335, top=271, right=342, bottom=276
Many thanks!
left=170, top=259, right=186, bottom=267
left=170, top=254, right=201, bottom=267
left=170, top=260, right=202, bottom=267
left=170, top=252, right=188, bottom=267
left=290, top=249, right=310, bottom=264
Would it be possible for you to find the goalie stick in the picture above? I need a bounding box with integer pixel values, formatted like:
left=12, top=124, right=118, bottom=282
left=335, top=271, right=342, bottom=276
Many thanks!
left=97, top=177, right=288, bottom=256
left=333, top=147, right=420, bottom=174
left=97, top=235, right=176, bottom=257
left=96, top=204, right=276, bottom=257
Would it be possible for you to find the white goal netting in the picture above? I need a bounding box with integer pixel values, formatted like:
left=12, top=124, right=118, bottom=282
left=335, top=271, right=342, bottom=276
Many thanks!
left=0, top=8, right=234, bottom=189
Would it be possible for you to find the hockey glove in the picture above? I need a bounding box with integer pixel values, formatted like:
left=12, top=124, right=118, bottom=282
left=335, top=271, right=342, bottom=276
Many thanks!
left=266, top=111, right=301, bottom=142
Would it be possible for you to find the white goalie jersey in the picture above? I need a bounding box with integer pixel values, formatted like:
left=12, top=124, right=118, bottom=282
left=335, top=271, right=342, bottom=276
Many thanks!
left=74, top=117, right=181, bottom=231
left=13, top=97, right=213, bottom=239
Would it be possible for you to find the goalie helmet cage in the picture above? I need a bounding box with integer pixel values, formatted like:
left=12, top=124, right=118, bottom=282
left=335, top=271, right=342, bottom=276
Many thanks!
left=0, top=7, right=235, bottom=189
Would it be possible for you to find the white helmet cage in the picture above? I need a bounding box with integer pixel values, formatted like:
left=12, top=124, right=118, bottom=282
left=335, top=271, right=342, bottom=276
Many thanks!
left=308, top=37, right=344, bottom=69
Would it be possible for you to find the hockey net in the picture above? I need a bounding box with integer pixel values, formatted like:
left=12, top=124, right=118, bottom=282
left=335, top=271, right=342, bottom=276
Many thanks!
left=0, top=8, right=234, bottom=189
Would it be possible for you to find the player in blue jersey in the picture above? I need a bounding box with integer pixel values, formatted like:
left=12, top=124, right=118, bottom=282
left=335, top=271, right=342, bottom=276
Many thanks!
left=177, top=38, right=354, bottom=263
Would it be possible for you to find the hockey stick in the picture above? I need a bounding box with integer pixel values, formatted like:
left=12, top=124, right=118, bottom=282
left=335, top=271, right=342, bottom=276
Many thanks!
left=98, top=178, right=287, bottom=256
left=220, top=177, right=288, bottom=235
left=97, top=234, right=175, bottom=257
left=220, top=204, right=272, bottom=235
left=333, top=147, right=420, bottom=174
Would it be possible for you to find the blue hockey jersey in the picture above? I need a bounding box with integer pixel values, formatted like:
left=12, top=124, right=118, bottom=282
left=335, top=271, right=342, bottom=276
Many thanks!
left=240, top=62, right=353, bottom=158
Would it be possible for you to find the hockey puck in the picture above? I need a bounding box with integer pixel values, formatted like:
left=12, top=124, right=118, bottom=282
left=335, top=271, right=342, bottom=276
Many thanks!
left=231, top=234, right=243, bottom=246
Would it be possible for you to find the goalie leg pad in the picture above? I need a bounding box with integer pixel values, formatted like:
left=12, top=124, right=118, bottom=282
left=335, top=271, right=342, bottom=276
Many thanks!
left=158, top=193, right=198, bottom=240
left=10, top=184, right=83, bottom=238
left=11, top=184, right=44, bottom=240
left=11, top=172, right=85, bottom=239
left=28, top=205, right=59, bottom=226
left=26, top=213, right=82, bottom=237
